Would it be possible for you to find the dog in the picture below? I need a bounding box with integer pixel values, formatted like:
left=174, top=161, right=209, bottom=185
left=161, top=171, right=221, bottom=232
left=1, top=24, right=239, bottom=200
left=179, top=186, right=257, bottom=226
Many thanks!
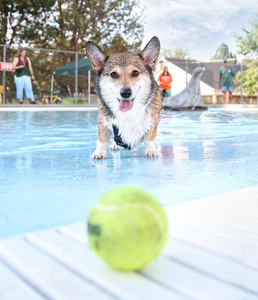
left=86, top=36, right=162, bottom=159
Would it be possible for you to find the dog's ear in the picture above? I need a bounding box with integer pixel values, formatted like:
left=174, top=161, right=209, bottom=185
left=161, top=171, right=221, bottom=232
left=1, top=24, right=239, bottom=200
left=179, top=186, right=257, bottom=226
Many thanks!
left=140, top=36, right=160, bottom=69
left=86, top=41, right=107, bottom=71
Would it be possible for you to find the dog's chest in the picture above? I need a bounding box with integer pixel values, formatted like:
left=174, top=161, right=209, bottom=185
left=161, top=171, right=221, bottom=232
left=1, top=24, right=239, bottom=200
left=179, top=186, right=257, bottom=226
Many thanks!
left=103, top=110, right=152, bottom=147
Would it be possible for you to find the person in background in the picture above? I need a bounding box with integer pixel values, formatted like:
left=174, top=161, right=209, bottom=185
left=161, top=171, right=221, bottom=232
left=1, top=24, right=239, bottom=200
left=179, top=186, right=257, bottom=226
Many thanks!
left=12, top=48, right=36, bottom=104
left=158, top=66, right=173, bottom=97
left=219, top=58, right=236, bottom=104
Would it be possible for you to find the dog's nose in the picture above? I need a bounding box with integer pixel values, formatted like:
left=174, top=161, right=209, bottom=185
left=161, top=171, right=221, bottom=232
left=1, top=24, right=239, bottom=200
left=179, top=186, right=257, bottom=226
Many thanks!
left=120, top=86, right=132, bottom=99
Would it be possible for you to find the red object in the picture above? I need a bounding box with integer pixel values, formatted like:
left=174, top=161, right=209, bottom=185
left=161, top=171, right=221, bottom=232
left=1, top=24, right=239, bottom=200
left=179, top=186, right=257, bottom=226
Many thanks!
left=158, top=72, right=173, bottom=90
left=0, top=62, right=14, bottom=71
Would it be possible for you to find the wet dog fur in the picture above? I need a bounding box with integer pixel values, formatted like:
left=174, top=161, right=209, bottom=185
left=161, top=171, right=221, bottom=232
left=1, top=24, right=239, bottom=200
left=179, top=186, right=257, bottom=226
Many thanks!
left=86, top=36, right=162, bottom=159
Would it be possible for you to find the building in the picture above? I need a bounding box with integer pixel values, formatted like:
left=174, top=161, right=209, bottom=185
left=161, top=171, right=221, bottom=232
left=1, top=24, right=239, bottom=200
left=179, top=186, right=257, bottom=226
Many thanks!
left=155, top=57, right=244, bottom=104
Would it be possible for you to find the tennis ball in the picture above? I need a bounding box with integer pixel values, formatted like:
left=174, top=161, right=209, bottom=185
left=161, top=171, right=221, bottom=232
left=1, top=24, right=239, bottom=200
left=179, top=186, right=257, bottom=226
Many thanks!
left=87, top=186, right=169, bottom=271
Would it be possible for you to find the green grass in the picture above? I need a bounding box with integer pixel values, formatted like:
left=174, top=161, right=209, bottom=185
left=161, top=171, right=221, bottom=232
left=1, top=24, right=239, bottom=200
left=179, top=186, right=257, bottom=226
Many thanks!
left=62, top=97, right=87, bottom=104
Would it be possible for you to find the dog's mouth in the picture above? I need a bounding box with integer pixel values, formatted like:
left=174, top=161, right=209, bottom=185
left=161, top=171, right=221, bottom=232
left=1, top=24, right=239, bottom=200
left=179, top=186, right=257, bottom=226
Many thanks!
left=118, top=98, right=134, bottom=112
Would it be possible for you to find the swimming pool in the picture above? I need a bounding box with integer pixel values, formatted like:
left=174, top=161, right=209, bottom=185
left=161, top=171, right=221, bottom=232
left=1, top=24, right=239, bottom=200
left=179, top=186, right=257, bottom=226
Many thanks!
left=1, top=107, right=258, bottom=239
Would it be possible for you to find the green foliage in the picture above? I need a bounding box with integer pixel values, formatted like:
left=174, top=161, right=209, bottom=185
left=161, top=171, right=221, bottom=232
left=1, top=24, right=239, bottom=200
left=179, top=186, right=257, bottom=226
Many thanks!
left=235, top=17, right=258, bottom=56
left=105, top=34, right=134, bottom=55
left=235, top=16, right=258, bottom=96
left=0, top=0, right=55, bottom=45
left=160, top=47, right=190, bottom=59
left=160, top=48, right=173, bottom=58
left=236, top=59, right=258, bottom=96
left=62, top=97, right=86, bottom=104
left=210, top=43, right=236, bottom=60
left=1, top=0, right=144, bottom=97
left=173, top=48, right=190, bottom=59
left=2, top=0, right=144, bottom=51
left=33, top=0, right=144, bottom=53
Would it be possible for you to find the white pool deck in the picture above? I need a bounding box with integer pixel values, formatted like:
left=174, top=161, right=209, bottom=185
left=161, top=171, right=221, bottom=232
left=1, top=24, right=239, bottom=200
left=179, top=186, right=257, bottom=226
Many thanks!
left=0, top=103, right=258, bottom=111
left=0, top=185, right=258, bottom=300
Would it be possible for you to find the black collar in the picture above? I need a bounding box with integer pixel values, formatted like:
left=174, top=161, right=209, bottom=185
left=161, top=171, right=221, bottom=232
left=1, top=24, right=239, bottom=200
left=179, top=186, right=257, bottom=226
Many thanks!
left=112, top=124, right=131, bottom=150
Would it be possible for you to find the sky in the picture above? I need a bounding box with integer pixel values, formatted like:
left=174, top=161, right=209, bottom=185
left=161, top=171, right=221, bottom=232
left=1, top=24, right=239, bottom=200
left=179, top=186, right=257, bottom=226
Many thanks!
left=139, top=0, right=257, bottom=61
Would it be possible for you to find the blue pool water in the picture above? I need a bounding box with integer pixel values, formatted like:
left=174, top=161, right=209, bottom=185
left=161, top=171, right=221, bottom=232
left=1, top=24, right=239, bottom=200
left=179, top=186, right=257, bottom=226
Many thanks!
left=1, top=107, right=258, bottom=239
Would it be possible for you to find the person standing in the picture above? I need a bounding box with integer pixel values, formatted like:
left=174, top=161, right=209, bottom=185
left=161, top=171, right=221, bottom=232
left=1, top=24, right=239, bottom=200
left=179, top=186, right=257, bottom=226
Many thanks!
left=158, top=66, right=173, bottom=97
left=219, top=59, right=236, bottom=104
left=12, top=48, right=36, bottom=104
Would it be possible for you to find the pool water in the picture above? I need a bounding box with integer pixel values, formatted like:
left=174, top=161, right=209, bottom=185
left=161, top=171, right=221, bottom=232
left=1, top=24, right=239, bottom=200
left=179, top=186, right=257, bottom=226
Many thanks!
left=0, top=108, right=258, bottom=239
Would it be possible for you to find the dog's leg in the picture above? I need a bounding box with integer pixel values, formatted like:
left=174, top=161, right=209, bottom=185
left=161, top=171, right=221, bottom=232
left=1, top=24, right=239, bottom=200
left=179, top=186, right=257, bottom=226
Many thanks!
left=144, top=125, right=159, bottom=157
left=91, top=120, right=111, bottom=159
left=110, top=140, right=121, bottom=150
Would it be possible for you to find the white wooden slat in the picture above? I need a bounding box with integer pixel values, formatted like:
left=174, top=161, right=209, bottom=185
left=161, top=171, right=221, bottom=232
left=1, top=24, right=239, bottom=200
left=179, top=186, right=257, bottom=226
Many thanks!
left=56, top=224, right=256, bottom=300
left=169, top=224, right=258, bottom=269
left=195, top=217, right=258, bottom=237
left=0, top=238, right=116, bottom=300
left=26, top=229, right=189, bottom=300
left=170, top=219, right=258, bottom=248
left=140, top=256, right=257, bottom=300
left=186, top=215, right=258, bottom=234
left=56, top=223, right=91, bottom=248
left=62, top=222, right=258, bottom=295
left=165, top=186, right=258, bottom=270
left=163, top=239, right=258, bottom=295
left=58, top=223, right=86, bottom=243
left=0, top=260, right=45, bottom=300
left=0, top=244, right=61, bottom=300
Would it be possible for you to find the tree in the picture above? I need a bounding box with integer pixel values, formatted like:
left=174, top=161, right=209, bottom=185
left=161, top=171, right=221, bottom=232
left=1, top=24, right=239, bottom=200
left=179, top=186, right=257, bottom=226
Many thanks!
left=1, top=0, right=145, bottom=96
left=0, top=0, right=55, bottom=45
left=160, top=47, right=190, bottom=59
left=235, top=17, right=258, bottom=56
left=26, top=0, right=144, bottom=53
left=236, top=59, right=258, bottom=97
left=173, top=48, right=190, bottom=59
left=108, top=34, right=133, bottom=54
left=160, top=48, right=173, bottom=58
left=210, top=43, right=235, bottom=60
left=235, top=17, right=258, bottom=97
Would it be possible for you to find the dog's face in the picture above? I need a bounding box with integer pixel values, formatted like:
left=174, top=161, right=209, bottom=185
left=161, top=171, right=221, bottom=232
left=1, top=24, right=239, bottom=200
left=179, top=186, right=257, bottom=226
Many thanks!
left=86, top=37, right=160, bottom=114
left=98, top=53, right=155, bottom=113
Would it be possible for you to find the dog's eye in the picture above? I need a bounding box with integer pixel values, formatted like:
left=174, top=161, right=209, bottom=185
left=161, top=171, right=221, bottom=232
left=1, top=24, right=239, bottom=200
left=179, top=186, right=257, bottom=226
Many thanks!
left=110, top=72, right=119, bottom=78
left=132, top=70, right=139, bottom=77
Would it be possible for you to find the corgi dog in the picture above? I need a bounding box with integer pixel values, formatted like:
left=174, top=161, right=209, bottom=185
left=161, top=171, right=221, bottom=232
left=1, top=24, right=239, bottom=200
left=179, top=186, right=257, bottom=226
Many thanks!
left=86, top=36, right=162, bottom=159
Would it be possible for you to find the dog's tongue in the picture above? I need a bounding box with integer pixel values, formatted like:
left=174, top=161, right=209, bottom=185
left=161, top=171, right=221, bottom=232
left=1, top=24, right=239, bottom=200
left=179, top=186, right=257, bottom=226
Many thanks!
left=119, top=100, right=132, bottom=112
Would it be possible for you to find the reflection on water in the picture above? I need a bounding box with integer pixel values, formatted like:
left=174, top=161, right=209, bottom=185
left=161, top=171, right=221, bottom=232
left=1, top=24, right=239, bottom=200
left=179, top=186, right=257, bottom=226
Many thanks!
left=0, top=108, right=258, bottom=238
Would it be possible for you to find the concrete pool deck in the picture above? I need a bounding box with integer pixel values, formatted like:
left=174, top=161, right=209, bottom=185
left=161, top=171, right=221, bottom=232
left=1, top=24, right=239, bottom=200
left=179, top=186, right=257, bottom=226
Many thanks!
left=0, top=104, right=99, bottom=111
left=0, top=185, right=258, bottom=300
left=0, top=104, right=258, bottom=111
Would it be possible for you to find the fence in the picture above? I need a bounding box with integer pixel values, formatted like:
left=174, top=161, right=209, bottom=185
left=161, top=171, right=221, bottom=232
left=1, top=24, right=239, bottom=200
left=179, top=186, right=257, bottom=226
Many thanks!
left=0, top=44, right=95, bottom=105
left=1, top=44, right=257, bottom=105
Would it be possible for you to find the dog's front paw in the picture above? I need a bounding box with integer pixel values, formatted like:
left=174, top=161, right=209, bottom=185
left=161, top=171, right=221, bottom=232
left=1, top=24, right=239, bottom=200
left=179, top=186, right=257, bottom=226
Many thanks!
left=145, top=149, right=159, bottom=158
left=91, top=150, right=106, bottom=159
left=144, top=141, right=159, bottom=158
left=110, top=140, right=120, bottom=151
left=91, top=142, right=109, bottom=159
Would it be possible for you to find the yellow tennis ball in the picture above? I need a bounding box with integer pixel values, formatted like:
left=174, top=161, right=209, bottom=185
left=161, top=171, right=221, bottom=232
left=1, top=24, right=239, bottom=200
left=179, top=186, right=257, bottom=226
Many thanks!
left=87, top=186, right=169, bottom=271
